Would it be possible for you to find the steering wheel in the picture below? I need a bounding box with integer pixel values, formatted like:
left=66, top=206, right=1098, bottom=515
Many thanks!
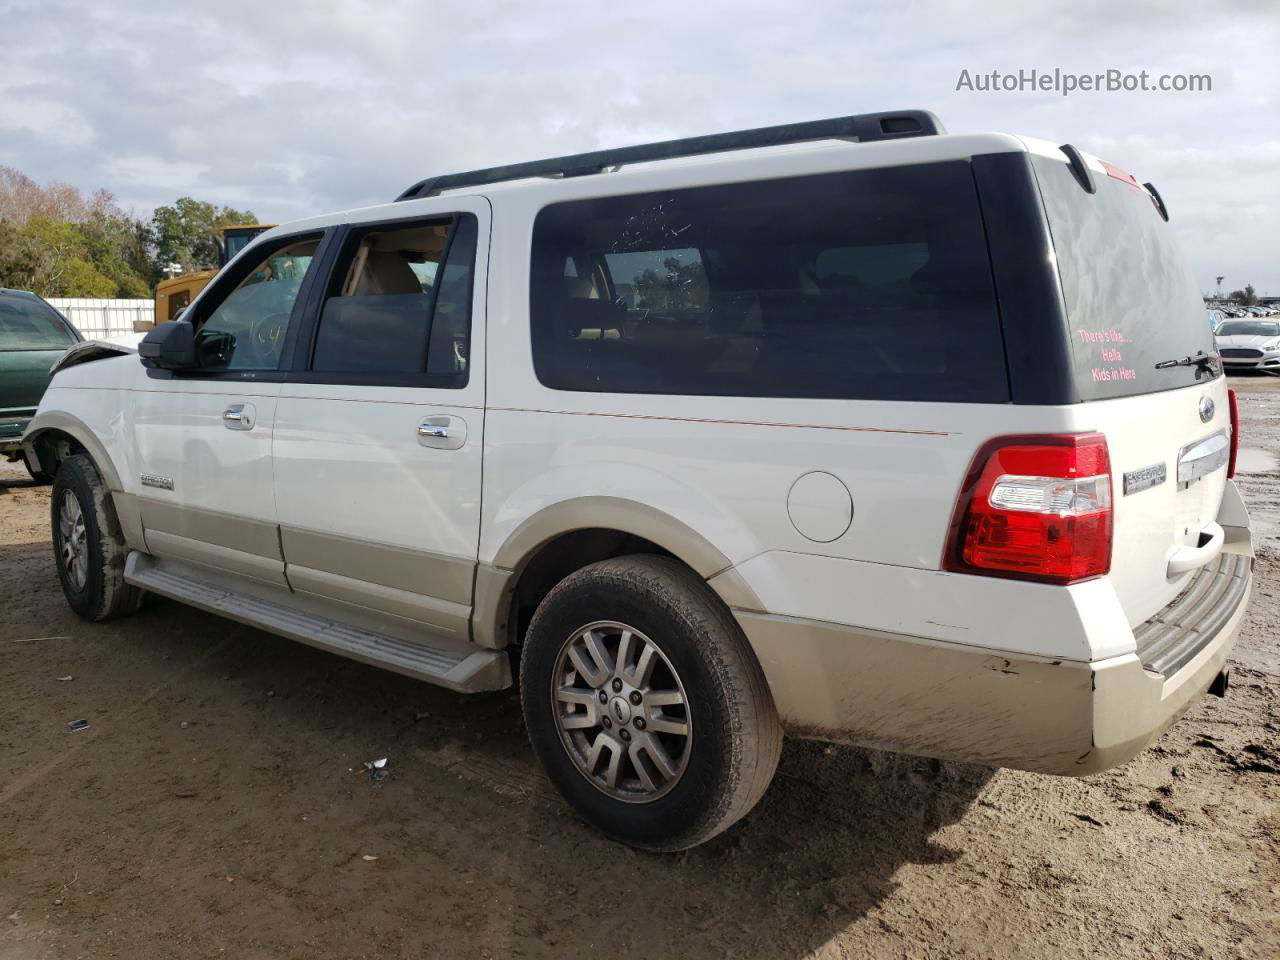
left=245, top=311, right=291, bottom=366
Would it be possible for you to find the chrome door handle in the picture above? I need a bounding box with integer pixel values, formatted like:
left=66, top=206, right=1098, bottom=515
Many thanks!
left=417, top=415, right=466, bottom=450
left=223, top=403, right=256, bottom=430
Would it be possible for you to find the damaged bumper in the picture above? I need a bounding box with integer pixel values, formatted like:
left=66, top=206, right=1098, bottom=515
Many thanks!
left=734, top=485, right=1254, bottom=777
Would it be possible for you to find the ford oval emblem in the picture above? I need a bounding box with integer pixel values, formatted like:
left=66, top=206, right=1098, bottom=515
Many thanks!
left=1198, top=396, right=1215, bottom=423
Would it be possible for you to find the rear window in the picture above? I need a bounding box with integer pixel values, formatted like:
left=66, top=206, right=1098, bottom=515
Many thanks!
left=1031, top=157, right=1215, bottom=400
left=0, top=296, right=78, bottom=350
left=530, top=162, right=1008, bottom=402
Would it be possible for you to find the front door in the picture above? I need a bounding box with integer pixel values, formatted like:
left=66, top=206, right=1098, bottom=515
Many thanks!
left=132, top=233, right=326, bottom=588
left=270, top=202, right=489, bottom=642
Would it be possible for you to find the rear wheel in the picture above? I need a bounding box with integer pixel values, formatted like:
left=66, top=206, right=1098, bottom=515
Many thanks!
left=520, top=555, right=781, bottom=851
left=51, top=454, right=143, bottom=621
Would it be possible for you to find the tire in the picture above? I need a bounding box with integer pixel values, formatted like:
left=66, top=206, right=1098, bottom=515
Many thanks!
left=22, top=452, right=53, bottom=484
left=520, top=555, right=782, bottom=851
left=50, top=454, right=143, bottom=621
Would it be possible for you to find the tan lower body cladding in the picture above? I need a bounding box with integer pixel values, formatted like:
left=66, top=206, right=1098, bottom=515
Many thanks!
left=736, top=590, right=1247, bottom=776
left=136, top=497, right=475, bottom=636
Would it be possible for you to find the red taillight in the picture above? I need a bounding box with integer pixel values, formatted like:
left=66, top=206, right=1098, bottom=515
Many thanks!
left=945, top=433, right=1113, bottom=585
left=1227, top=388, right=1239, bottom=479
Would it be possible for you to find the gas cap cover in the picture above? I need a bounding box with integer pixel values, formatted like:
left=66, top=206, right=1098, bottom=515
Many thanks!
left=786, top=471, right=854, bottom=543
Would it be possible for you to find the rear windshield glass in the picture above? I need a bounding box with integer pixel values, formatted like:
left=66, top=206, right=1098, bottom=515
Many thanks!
left=1031, top=157, right=1215, bottom=400
left=0, top=296, right=78, bottom=350
left=530, top=161, right=1008, bottom=403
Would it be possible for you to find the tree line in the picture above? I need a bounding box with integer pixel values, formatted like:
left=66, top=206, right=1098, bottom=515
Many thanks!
left=0, top=166, right=257, bottom=298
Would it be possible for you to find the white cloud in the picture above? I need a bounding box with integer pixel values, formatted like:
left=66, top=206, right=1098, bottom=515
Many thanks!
left=1, top=0, right=1276, bottom=290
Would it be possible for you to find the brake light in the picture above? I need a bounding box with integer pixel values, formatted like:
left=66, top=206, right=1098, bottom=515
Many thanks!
left=1227, top=389, right=1239, bottom=479
left=1100, top=159, right=1141, bottom=188
left=945, top=433, right=1113, bottom=585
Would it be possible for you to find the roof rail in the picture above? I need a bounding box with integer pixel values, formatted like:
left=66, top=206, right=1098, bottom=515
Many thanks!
left=394, top=109, right=944, bottom=201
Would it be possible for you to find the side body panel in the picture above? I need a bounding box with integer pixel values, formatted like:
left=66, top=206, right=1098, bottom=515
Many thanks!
left=477, top=150, right=1110, bottom=663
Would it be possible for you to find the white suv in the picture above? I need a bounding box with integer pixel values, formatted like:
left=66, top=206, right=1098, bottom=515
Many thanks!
left=23, top=111, right=1254, bottom=851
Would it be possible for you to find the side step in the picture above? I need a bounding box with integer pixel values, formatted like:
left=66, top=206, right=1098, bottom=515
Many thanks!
left=125, top=553, right=511, bottom=693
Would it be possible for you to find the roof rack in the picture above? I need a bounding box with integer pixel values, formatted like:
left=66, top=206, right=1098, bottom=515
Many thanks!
left=394, top=109, right=944, bottom=201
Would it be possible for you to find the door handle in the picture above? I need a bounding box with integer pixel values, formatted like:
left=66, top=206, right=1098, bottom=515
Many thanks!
left=417, top=415, right=466, bottom=450
left=223, top=403, right=256, bottom=430
left=1166, top=522, right=1225, bottom=579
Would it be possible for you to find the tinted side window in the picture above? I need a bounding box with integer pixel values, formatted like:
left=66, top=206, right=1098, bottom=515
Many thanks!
left=195, top=238, right=319, bottom=371
left=310, top=215, right=476, bottom=385
left=530, top=162, right=1007, bottom=402
left=0, top=296, right=78, bottom=350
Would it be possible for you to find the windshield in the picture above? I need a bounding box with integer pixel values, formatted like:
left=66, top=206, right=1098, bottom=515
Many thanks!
left=1216, top=321, right=1280, bottom=338
left=0, top=296, right=79, bottom=350
left=1031, top=156, right=1215, bottom=400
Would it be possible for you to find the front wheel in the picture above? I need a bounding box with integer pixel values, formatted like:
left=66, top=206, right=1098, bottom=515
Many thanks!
left=520, top=555, right=782, bottom=851
left=51, top=454, right=143, bottom=621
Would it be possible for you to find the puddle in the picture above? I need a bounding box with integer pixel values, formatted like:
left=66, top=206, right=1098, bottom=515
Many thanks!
left=1235, top=447, right=1278, bottom=474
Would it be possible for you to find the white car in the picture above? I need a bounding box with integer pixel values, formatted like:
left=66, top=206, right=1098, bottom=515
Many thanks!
left=1215, top=319, right=1280, bottom=374
left=23, top=111, right=1253, bottom=851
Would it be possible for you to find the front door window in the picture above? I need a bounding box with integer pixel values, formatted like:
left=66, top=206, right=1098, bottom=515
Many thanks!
left=194, top=238, right=319, bottom=371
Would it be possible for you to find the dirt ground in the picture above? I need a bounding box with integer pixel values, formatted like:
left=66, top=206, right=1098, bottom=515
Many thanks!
left=1, top=378, right=1277, bottom=960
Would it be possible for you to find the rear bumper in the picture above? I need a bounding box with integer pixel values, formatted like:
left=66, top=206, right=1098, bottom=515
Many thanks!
left=734, top=487, right=1254, bottom=776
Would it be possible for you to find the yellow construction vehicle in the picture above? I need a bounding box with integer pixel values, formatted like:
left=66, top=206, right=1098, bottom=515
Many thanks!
left=152, top=223, right=276, bottom=325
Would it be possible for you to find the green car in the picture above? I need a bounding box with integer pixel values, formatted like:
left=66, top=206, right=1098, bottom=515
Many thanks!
left=1, top=289, right=82, bottom=482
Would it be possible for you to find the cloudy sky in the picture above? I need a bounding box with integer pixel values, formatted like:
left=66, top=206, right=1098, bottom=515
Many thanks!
left=2, top=0, right=1277, bottom=292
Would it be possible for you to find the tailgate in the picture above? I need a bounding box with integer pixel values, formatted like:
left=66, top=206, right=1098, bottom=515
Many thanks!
left=1027, top=148, right=1230, bottom=626
left=1087, top=378, right=1230, bottom=625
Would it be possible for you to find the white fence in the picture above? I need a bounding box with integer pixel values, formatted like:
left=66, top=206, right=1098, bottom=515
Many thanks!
left=46, top=298, right=154, bottom=339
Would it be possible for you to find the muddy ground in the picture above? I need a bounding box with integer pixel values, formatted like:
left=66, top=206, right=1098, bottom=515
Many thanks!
left=1, top=377, right=1277, bottom=960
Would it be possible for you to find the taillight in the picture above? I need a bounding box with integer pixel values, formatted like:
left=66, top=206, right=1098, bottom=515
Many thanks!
left=945, top=433, right=1113, bottom=585
left=1227, top=388, right=1239, bottom=479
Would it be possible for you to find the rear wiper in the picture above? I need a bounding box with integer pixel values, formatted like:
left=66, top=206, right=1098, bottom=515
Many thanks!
left=1155, top=350, right=1218, bottom=374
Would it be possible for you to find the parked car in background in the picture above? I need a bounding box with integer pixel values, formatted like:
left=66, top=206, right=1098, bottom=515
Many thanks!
left=1215, top=318, right=1280, bottom=375
left=1207, top=309, right=1225, bottom=331
left=1, top=289, right=81, bottom=481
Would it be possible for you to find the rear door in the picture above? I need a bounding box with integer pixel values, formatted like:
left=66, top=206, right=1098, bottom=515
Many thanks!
left=1030, top=152, right=1230, bottom=624
left=271, top=201, right=488, bottom=643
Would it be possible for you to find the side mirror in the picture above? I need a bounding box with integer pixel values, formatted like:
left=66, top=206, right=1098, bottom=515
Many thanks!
left=139, top=321, right=196, bottom=369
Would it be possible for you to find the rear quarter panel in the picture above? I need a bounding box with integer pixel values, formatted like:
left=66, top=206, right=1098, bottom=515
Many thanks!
left=479, top=175, right=1132, bottom=662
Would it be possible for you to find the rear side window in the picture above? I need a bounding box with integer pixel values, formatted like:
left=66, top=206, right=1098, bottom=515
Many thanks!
left=530, top=162, right=1008, bottom=402
left=1031, top=157, right=1215, bottom=400
left=310, top=215, right=476, bottom=385
left=0, top=297, right=78, bottom=350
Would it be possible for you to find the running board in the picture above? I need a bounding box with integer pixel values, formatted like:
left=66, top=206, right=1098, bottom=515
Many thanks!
left=125, top=553, right=510, bottom=693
